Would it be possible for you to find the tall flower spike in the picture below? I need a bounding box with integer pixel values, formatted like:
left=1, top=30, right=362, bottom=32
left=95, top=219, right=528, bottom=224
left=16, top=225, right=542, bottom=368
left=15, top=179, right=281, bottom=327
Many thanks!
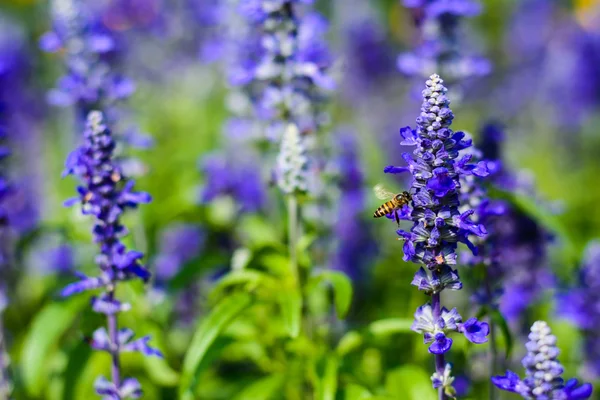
left=232, top=0, right=334, bottom=141
left=382, top=74, right=489, bottom=398
left=61, top=111, right=160, bottom=399
left=491, top=321, right=593, bottom=399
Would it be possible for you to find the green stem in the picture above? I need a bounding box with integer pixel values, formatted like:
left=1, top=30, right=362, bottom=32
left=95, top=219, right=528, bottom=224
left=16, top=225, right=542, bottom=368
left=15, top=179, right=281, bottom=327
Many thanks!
left=287, top=194, right=299, bottom=283
left=484, top=270, right=498, bottom=400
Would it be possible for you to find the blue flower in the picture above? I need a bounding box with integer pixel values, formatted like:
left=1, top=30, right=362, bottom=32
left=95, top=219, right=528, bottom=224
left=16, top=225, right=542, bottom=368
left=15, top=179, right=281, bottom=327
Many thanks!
left=62, top=111, right=159, bottom=397
left=232, top=0, right=333, bottom=140
left=153, top=223, right=205, bottom=283
left=398, top=0, right=490, bottom=84
left=380, top=75, right=490, bottom=396
left=199, top=150, right=265, bottom=212
left=385, top=74, right=487, bottom=270
left=558, top=241, right=600, bottom=377
left=491, top=321, right=593, bottom=399
left=459, top=318, right=489, bottom=344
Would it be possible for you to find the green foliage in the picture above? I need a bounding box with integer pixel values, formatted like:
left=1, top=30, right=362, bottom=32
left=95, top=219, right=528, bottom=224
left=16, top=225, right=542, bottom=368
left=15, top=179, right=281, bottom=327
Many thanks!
left=180, top=292, right=254, bottom=399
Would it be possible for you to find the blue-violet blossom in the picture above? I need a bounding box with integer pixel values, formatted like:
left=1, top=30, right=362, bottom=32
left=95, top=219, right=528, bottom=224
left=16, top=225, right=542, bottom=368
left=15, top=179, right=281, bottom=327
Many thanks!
left=398, top=0, right=490, bottom=85
left=61, top=111, right=160, bottom=399
left=492, top=321, right=592, bottom=399
left=384, top=74, right=490, bottom=397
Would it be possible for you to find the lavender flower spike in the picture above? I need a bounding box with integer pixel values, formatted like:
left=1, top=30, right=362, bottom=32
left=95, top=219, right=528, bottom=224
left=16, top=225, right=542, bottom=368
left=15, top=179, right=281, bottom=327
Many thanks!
left=62, top=111, right=160, bottom=399
left=491, top=321, right=593, bottom=399
left=382, top=74, right=489, bottom=398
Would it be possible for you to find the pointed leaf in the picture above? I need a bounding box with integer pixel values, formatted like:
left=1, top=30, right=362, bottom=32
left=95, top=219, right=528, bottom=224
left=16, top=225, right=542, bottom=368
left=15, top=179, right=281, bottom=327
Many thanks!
left=278, top=287, right=302, bottom=338
left=232, top=373, right=285, bottom=400
left=369, top=318, right=413, bottom=336
left=318, top=355, right=339, bottom=400
left=179, top=292, right=254, bottom=398
left=490, top=308, right=513, bottom=359
left=314, top=270, right=353, bottom=318
left=21, top=297, right=88, bottom=396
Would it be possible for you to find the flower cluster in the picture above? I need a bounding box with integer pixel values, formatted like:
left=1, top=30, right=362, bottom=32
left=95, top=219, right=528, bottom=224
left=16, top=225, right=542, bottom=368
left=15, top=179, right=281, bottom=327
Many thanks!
left=384, top=74, right=490, bottom=395
left=232, top=0, right=334, bottom=141
left=276, top=123, right=309, bottom=194
left=40, top=0, right=135, bottom=118
left=492, top=321, right=592, bottom=399
left=329, top=131, right=377, bottom=281
left=464, top=124, right=554, bottom=322
left=398, top=0, right=490, bottom=85
left=61, top=111, right=160, bottom=399
left=558, top=241, right=600, bottom=377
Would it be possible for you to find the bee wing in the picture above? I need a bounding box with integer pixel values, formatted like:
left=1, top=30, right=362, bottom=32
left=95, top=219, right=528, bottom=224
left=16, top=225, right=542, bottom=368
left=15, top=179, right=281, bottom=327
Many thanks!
left=373, top=184, right=395, bottom=200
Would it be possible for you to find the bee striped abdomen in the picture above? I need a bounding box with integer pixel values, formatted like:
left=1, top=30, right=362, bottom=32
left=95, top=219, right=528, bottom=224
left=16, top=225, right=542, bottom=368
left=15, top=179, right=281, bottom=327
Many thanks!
left=373, top=201, right=396, bottom=218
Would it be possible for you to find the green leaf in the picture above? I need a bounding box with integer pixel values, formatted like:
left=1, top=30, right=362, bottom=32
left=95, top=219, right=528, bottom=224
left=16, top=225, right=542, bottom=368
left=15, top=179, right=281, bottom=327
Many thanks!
left=141, top=323, right=180, bottom=386
left=232, top=373, right=285, bottom=400
left=21, top=296, right=88, bottom=397
left=369, top=318, right=413, bottom=336
left=385, top=365, right=436, bottom=400
left=179, top=292, right=254, bottom=398
left=336, top=331, right=363, bottom=357
left=61, top=341, right=92, bottom=400
left=318, top=356, right=339, bottom=400
left=345, top=384, right=373, bottom=400
left=311, top=271, right=353, bottom=318
left=490, top=309, right=513, bottom=359
left=211, top=270, right=276, bottom=298
left=345, top=384, right=393, bottom=400
left=278, top=287, right=302, bottom=338
left=238, top=215, right=283, bottom=250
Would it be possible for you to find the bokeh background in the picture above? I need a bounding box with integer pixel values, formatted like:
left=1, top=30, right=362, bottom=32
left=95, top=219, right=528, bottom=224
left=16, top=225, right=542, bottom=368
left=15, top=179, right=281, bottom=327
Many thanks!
left=1, top=0, right=600, bottom=399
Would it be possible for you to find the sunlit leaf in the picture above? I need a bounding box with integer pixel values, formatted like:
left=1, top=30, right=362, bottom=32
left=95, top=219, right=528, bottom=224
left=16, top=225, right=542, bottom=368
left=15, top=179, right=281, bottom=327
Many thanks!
left=336, top=331, right=363, bottom=357
left=179, top=292, right=254, bottom=399
left=318, top=355, right=339, bottom=400
left=385, top=365, right=436, bottom=400
left=278, top=286, right=302, bottom=338
left=369, top=318, right=413, bottom=336
left=21, top=296, right=88, bottom=397
left=232, top=373, right=285, bottom=400
left=309, top=270, right=353, bottom=318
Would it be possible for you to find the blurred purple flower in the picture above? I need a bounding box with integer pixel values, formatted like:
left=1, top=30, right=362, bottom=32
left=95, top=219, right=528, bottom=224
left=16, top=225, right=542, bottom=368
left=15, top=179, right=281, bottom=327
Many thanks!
left=398, top=0, right=490, bottom=85
left=492, top=321, right=592, bottom=399
left=61, top=111, right=159, bottom=398
left=558, top=241, right=600, bottom=378
left=231, top=0, right=334, bottom=140
left=153, top=223, right=205, bottom=282
left=199, top=151, right=265, bottom=212
left=329, top=131, right=376, bottom=281
left=463, top=123, right=554, bottom=323
left=499, top=0, right=600, bottom=128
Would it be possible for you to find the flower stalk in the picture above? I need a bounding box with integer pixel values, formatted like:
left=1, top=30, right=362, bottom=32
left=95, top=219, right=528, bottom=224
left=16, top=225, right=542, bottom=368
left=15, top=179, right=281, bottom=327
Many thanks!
left=384, top=74, right=491, bottom=397
left=61, top=111, right=160, bottom=398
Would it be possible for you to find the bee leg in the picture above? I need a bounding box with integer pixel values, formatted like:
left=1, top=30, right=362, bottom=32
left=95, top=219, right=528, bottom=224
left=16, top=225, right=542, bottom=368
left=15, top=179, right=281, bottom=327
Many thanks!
left=394, top=210, right=400, bottom=226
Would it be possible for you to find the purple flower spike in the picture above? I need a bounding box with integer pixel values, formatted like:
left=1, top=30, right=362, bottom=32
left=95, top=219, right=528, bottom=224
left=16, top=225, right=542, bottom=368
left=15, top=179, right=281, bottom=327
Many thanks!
left=62, top=111, right=157, bottom=397
left=231, top=0, right=333, bottom=141
left=491, top=321, right=593, bottom=399
left=377, top=75, right=492, bottom=398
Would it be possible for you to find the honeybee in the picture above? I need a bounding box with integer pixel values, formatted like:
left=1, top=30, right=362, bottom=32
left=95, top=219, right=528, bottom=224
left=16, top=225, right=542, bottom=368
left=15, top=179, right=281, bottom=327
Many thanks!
left=373, top=184, right=412, bottom=225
